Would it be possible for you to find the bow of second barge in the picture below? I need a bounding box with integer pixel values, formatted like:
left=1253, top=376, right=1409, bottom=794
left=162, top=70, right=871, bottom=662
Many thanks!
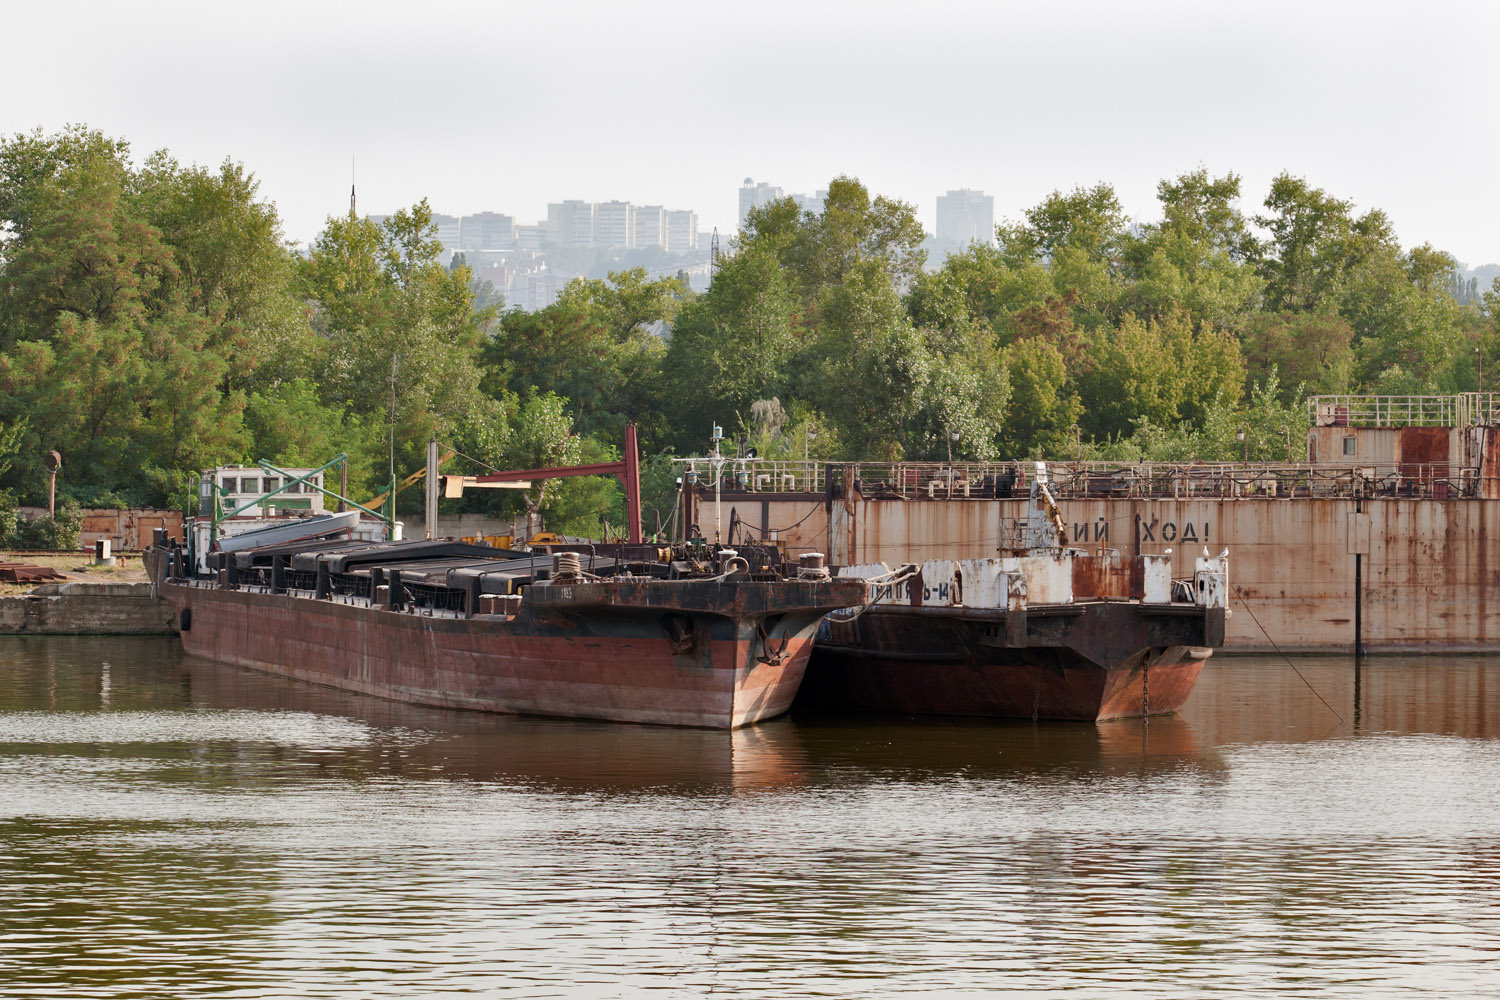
left=797, top=463, right=1231, bottom=722
left=801, top=597, right=1224, bottom=722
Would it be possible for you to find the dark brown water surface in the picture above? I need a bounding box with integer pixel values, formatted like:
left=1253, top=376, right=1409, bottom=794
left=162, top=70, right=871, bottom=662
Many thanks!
left=2, top=637, right=1499, bottom=998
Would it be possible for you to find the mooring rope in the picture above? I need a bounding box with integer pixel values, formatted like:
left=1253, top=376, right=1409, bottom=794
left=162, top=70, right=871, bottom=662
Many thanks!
left=826, top=564, right=922, bottom=625
left=1234, top=587, right=1345, bottom=724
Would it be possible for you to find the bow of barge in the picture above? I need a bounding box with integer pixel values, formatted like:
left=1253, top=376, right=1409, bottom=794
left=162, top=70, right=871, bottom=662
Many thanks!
left=149, top=540, right=868, bottom=729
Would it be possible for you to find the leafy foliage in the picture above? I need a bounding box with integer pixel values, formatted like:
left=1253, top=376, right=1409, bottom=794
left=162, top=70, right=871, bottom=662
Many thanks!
left=0, top=129, right=1491, bottom=533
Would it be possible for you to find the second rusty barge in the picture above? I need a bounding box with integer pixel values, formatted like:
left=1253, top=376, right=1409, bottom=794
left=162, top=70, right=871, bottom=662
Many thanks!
left=798, top=466, right=1229, bottom=721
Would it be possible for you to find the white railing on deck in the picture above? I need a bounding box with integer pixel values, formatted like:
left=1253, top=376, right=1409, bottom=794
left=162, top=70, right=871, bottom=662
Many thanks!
left=1307, top=393, right=1500, bottom=428
left=710, top=459, right=1481, bottom=501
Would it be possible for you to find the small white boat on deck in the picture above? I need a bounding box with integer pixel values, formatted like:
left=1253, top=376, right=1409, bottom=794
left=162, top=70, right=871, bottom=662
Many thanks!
left=187, top=463, right=391, bottom=574
left=215, top=509, right=362, bottom=553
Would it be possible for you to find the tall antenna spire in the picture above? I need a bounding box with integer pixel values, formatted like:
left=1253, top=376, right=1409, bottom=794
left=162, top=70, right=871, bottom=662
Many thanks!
left=350, top=155, right=357, bottom=217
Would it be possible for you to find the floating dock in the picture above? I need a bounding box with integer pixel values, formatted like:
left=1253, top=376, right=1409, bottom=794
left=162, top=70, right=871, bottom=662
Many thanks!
left=693, top=393, right=1500, bottom=653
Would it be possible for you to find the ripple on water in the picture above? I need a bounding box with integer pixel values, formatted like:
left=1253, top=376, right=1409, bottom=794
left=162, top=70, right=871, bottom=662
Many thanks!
left=1, top=647, right=1500, bottom=997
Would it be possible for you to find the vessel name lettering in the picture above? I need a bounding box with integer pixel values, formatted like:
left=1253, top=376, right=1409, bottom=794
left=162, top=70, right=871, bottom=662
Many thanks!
left=1072, top=520, right=1110, bottom=543
left=922, top=582, right=950, bottom=602
left=1133, top=521, right=1210, bottom=544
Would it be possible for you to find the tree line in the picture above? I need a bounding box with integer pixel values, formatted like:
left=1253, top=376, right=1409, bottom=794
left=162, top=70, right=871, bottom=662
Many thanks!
left=0, top=125, right=1494, bottom=535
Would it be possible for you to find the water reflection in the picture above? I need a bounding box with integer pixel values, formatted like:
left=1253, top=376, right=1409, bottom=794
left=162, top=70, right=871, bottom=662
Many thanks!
left=1184, top=653, right=1500, bottom=742
left=1, top=638, right=1500, bottom=997
left=0, top=638, right=1226, bottom=793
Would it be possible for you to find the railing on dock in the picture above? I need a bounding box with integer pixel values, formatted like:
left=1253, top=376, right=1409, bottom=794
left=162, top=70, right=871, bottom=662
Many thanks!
left=1307, top=392, right=1500, bottom=428
left=711, top=460, right=1479, bottom=501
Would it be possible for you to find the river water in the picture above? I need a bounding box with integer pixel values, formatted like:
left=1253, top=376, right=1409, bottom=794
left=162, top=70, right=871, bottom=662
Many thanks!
left=2, top=638, right=1499, bottom=998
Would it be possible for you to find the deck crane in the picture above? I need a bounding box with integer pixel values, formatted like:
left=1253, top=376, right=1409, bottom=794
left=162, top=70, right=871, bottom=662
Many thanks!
left=363, top=450, right=456, bottom=511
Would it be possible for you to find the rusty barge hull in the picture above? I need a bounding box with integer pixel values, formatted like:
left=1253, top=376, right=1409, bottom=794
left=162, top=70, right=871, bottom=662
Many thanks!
left=801, top=602, right=1217, bottom=721
left=163, top=577, right=857, bottom=729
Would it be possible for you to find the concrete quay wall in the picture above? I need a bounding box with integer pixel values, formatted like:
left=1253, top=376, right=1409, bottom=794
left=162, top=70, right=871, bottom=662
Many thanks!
left=0, top=583, right=177, bottom=635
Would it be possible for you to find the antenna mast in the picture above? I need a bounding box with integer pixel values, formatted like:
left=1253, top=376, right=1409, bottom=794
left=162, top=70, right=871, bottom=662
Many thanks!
left=388, top=353, right=399, bottom=478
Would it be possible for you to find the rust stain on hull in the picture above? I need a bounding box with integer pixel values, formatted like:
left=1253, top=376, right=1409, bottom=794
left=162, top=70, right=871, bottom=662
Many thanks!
left=754, top=494, right=1500, bottom=653
left=165, top=578, right=862, bottom=729
left=802, top=602, right=1217, bottom=721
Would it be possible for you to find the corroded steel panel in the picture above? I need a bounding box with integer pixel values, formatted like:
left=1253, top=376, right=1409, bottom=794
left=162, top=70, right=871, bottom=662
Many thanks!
left=79, top=508, right=183, bottom=551
left=1396, top=427, right=1452, bottom=469
left=1396, top=427, right=1451, bottom=492
left=804, top=603, right=1210, bottom=720
left=164, top=578, right=856, bottom=729
left=1483, top=430, right=1500, bottom=498
left=1071, top=549, right=1133, bottom=600
left=1363, top=500, right=1500, bottom=650
left=757, top=496, right=1359, bottom=651
left=721, top=498, right=829, bottom=553
left=0, top=563, right=66, bottom=583
left=909, top=559, right=1020, bottom=608
left=1142, top=555, right=1172, bottom=603
left=755, top=490, right=1500, bottom=652
left=998, top=552, right=1074, bottom=604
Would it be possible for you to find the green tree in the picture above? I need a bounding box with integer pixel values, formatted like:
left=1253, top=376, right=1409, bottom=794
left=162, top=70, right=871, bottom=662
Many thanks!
left=832, top=322, right=935, bottom=460
left=1254, top=173, right=1397, bottom=312
left=1121, top=169, right=1261, bottom=329
left=0, top=148, right=176, bottom=347
left=807, top=258, right=935, bottom=459
left=1239, top=311, right=1353, bottom=399
left=1343, top=244, right=1472, bottom=390
left=243, top=378, right=378, bottom=485
left=661, top=241, right=797, bottom=449
left=994, top=183, right=1128, bottom=327
left=1074, top=310, right=1245, bottom=440
left=0, top=124, right=131, bottom=256
left=133, top=153, right=305, bottom=387
left=300, top=202, right=498, bottom=492
left=479, top=392, right=621, bottom=537
left=553, top=266, right=684, bottom=342
left=997, top=183, right=1127, bottom=267
left=1001, top=338, right=1082, bottom=457
left=0, top=130, right=251, bottom=503
left=748, top=175, right=927, bottom=302
left=481, top=268, right=678, bottom=444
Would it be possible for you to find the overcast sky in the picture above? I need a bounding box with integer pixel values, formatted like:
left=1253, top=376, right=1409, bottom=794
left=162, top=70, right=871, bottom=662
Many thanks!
left=6, top=0, right=1497, bottom=265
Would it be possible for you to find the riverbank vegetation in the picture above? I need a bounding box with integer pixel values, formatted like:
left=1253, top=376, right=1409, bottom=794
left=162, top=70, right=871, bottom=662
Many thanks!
left=0, top=125, right=1494, bottom=534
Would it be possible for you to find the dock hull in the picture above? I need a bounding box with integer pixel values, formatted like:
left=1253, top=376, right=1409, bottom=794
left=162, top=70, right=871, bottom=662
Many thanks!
left=800, top=602, right=1217, bottom=721
left=165, top=582, right=833, bottom=729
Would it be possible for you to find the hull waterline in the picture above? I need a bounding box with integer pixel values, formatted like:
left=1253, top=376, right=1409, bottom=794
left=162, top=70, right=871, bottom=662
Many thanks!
left=164, top=576, right=858, bottom=729
left=800, top=601, right=1221, bottom=722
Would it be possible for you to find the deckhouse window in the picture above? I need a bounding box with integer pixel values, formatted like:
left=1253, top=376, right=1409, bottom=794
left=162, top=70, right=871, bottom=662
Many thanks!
left=1342, top=436, right=1356, bottom=457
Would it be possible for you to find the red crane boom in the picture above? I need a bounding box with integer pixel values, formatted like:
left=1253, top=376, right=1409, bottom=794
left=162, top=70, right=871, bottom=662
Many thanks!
left=469, top=424, right=642, bottom=543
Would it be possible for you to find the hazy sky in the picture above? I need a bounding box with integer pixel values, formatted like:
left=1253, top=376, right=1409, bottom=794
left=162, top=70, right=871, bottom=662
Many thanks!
left=7, top=0, right=1498, bottom=265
